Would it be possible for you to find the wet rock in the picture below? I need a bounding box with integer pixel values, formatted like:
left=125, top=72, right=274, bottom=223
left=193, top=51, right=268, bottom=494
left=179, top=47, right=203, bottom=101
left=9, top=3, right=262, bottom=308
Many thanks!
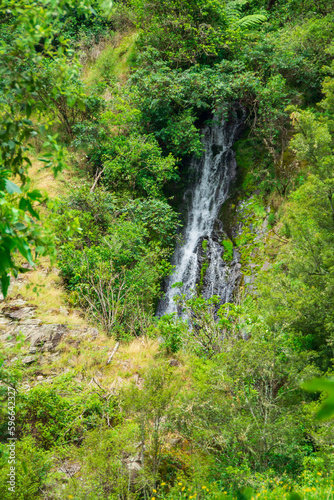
left=158, top=107, right=245, bottom=316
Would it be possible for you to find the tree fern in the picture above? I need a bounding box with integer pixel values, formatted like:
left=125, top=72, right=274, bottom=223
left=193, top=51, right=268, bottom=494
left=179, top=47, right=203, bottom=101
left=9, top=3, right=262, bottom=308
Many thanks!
left=235, top=14, right=267, bottom=29
left=226, top=1, right=267, bottom=30
left=225, top=0, right=249, bottom=20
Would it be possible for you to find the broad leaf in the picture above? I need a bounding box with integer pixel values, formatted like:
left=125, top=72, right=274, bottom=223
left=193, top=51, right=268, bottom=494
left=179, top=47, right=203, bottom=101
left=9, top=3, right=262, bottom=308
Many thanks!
left=5, top=179, right=22, bottom=194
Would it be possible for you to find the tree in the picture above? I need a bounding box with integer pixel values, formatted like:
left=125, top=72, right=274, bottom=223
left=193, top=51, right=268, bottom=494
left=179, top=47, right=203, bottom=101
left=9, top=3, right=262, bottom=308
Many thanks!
left=0, top=0, right=104, bottom=296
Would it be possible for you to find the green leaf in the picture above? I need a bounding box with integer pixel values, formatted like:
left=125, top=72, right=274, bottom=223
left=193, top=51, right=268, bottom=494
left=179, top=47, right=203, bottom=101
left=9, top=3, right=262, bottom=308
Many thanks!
left=27, top=189, right=43, bottom=201
left=26, top=199, right=39, bottom=219
left=235, top=14, right=267, bottom=29
left=25, top=103, right=32, bottom=118
left=302, top=377, right=334, bottom=394
left=0, top=274, right=10, bottom=297
left=237, top=487, right=255, bottom=500
left=35, top=246, right=45, bottom=255
left=5, top=179, right=22, bottom=194
left=19, top=198, right=27, bottom=211
left=14, top=223, right=26, bottom=231
left=289, top=493, right=302, bottom=500
left=302, top=378, right=334, bottom=420
left=316, top=398, right=334, bottom=420
left=77, top=99, right=86, bottom=112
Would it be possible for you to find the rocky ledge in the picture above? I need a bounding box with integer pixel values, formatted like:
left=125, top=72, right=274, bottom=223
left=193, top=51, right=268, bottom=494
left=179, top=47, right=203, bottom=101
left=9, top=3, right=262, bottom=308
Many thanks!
left=0, top=296, right=99, bottom=364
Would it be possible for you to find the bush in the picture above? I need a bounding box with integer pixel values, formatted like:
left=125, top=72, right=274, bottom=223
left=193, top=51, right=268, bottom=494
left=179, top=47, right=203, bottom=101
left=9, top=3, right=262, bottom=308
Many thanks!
left=0, top=437, right=50, bottom=500
left=152, top=313, right=187, bottom=354
left=17, top=375, right=107, bottom=449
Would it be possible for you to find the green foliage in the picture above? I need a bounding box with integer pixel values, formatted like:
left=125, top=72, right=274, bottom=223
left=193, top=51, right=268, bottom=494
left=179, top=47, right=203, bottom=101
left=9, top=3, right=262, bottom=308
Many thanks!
left=123, top=362, right=182, bottom=481
left=57, top=0, right=113, bottom=44
left=222, top=239, right=234, bottom=262
left=0, top=436, right=50, bottom=500
left=0, top=0, right=100, bottom=296
left=131, top=0, right=228, bottom=67
left=234, top=14, right=267, bottom=29
left=53, top=424, right=140, bottom=500
left=101, top=133, right=179, bottom=197
left=269, top=14, right=334, bottom=102
left=152, top=313, right=187, bottom=354
left=122, top=198, right=181, bottom=247
left=175, top=325, right=316, bottom=475
left=302, top=378, right=334, bottom=421
left=254, top=92, right=334, bottom=369
left=55, top=187, right=175, bottom=335
left=3, top=0, right=334, bottom=497
left=174, top=294, right=241, bottom=358
left=17, top=374, right=110, bottom=449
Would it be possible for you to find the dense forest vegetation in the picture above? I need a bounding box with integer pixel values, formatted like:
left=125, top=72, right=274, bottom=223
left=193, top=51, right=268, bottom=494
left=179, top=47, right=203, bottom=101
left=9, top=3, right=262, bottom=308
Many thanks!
left=1, top=0, right=334, bottom=498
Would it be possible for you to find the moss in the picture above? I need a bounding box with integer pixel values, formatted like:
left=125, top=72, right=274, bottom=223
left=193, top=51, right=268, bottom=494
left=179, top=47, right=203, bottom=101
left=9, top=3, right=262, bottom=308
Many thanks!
left=234, top=195, right=267, bottom=274
left=222, top=239, right=233, bottom=262
left=234, top=133, right=269, bottom=197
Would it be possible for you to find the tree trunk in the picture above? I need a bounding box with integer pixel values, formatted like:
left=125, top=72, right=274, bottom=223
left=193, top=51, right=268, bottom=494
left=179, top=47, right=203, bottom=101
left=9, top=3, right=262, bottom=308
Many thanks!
left=267, top=0, right=277, bottom=10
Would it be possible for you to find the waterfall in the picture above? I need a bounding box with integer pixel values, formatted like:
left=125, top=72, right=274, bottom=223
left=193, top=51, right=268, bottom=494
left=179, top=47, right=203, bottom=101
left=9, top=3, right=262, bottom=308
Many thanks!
left=158, top=108, right=244, bottom=316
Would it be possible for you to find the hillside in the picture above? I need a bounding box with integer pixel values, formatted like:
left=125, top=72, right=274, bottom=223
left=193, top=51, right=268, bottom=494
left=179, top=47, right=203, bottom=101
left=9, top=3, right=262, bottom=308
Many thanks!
left=1, top=1, right=334, bottom=499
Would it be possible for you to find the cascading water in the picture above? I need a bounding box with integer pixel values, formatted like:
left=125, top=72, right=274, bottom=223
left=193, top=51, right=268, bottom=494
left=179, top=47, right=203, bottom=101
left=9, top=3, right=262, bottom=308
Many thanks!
left=158, top=108, right=245, bottom=316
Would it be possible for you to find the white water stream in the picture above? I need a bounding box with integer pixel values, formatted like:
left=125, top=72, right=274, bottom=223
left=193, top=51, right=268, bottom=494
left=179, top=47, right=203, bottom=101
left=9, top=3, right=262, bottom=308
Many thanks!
left=158, top=111, right=244, bottom=315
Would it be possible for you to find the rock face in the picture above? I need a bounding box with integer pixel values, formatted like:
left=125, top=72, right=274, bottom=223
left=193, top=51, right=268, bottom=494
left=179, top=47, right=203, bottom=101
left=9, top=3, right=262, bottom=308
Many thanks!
left=124, top=450, right=143, bottom=483
left=0, top=295, right=97, bottom=355
left=3, top=303, right=37, bottom=321
left=29, top=324, right=68, bottom=353
left=21, top=355, right=37, bottom=365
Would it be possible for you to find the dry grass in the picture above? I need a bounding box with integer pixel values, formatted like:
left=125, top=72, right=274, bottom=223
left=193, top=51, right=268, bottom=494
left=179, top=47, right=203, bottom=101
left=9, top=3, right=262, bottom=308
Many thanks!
left=28, top=152, right=86, bottom=200
left=43, top=334, right=162, bottom=390
left=9, top=262, right=87, bottom=328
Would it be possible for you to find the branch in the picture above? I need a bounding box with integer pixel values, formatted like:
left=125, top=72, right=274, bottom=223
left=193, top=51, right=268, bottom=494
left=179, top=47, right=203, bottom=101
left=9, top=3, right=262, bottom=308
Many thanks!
left=107, top=342, right=120, bottom=365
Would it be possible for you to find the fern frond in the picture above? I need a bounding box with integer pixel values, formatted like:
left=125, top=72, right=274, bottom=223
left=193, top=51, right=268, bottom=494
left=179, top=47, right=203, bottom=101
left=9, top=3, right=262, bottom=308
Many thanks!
left=235, top=14, right=267, bottom=29
left=227, top=0, right=249, bottom=10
